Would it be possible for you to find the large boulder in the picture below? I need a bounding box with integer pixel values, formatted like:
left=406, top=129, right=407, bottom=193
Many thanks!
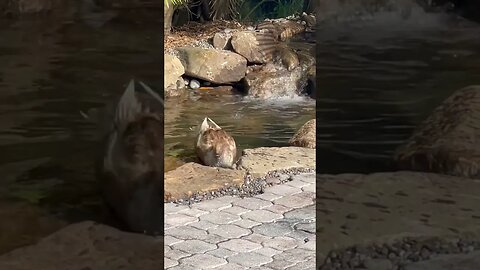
left=0, top=221, right=163, bottom=270
left=176, top=47, right=247, bottom=84
left=241, top=47, right=314, bottom=99
left=164, top=54, right=185, bottom=97
left=395, top=85, right=480, bottom=178
left=289, top=119, right=316, bottom=149
left=231, top=31, right=271, bottom=64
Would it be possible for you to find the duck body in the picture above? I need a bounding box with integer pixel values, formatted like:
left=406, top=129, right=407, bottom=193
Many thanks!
left=96, top=80, right=164, bottom=235
left=196, top=117, right=237, bottom=169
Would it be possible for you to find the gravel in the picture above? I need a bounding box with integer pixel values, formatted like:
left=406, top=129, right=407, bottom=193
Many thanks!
left=169, top=167, right=315, bottom=205
left=319, top=236, right=480, bottom=270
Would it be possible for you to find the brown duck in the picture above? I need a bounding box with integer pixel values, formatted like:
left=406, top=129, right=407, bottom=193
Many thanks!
left=196, top=117, right=237, bottom=169
left=97, top=79, right=164, bottom=235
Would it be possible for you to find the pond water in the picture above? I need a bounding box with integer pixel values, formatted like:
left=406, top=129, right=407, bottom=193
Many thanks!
left=0, top=13, right=161, bottom=254
left=316, top=6, right=480, bottom=174
left=164, top=36, right=316, bottom=171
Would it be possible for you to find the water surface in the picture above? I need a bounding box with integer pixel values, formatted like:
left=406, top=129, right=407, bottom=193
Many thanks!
left=317, top=7, right=480, bottom=173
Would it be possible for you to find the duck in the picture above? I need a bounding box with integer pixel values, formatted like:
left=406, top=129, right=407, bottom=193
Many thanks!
left=195, top=117, right=237, bottom=169
left=96, top=79, right=164, bottom=235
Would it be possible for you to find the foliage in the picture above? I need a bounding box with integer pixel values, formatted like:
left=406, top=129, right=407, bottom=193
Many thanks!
left=237, top=0, right=306, bottom=22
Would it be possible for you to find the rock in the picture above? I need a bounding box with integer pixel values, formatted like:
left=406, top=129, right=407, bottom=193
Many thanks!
left=164, top=162, right=246, bottom=202
left=231, top=31, right=271, bottom=64
left=276, top=45, right=299, bottom=71
left=189, top=79, right=200, bottom=89
left=242, top=63, right=305, bottom=99
left=315, top=171, right=480, bottom=256
left=301, top=12, right=316, bottom=28
left=289, top=119, right=316, bottom=149
left=395, top=85, right=480, bottom=178
left=164, top=54, right=185, bottom=97
left=363, top=258, right=392, bottom=270
left=0, top=221, right=163, bottom=270
left=165, top=156, right=185, bottom=173
left=212, top=32, right=231, bottom=50
left=405, top=251, right=480, bottom=270
left=176, top=47, right=247, bottom=84
left=237, top=147, right=315, bottom=177
left=256, top=19, right=306, bottom=41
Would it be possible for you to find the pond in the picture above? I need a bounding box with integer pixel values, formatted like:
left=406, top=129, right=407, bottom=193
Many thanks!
left=0, top=13, right=161, bottom=254
left=164, top=35, right=316, bottom=171
left=316, top=6, right=480, bottom=174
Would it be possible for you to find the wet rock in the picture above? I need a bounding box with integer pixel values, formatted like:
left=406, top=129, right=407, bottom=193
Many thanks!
left=212, top=32, right=230, bottom=50
left=395, top=85, right=480, bottom=178
left=289, top=119, right=316, bottom=149
left=164, top=162, right=246, bottom=202
left=164, top=54, right=185, bottom=97
left=238, top=147, right=315, bottom=177
left=231, top=31, right=271, bottom=64
left=176, top=47, right=247, bottom=84
left=0, top=221, right=163, bottom=270
left=242, top=63, right=305, bottom=99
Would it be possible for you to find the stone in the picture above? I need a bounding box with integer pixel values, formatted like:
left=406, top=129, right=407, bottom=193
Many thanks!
left=237, top=147, right=315, bottom=177
left=232, top=197, right=272, bottom=210
left=241, top=209, right=283, bottom=223
left=213, top=32, right=231, bottom=50
left=164, top=54, right=185, bottom=96
left=227, top=252, right=273, bottom=267
left=242, top=63, right=305, bottom=99
left=165, top=213, right=198, bottom=228
left=315, top=171, right=480, bottom=256
left=219, top=239, right=262, bottom=253
left=289, top=119, right=316, bottom=149
left=180, top=254, right=227, bottom=268
left=171, top=239, right=216, bottom=254
left=176, top=47, right=247, bottom=84
left=395, top=85, right=480, bottom=178
left=189, top=79, right=200, bottom=89
left=200, top=211, right=241, bottom=225
left=231, top=31, right=270, bottom=64
left=0, top=221, right=163, bottom=270
left=263, top=236, right=298, bottom=251
left=274, top=192, right=315, bottom=209
left=208, top=224, right=250, bottom=239
left=164, top=162, right=245, bottom=202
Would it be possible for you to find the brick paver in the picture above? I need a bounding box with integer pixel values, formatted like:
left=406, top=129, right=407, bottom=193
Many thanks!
left=164, top=172, right=316, bottom=269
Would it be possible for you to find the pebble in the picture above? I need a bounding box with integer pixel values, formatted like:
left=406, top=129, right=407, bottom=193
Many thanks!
left=189, top=79, right=200, bottom=89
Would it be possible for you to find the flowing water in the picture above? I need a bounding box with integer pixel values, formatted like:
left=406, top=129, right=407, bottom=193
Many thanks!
left=0, top=13, right=161, bottom=253
left=164, top=37, right=316, bottom=170
left=317, top=5, right=480, bottom=174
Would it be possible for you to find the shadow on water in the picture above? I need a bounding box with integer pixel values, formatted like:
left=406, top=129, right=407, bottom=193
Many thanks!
left=0, top=12, right=161, bottom=253
left=317, top=2, right=480, bottom=174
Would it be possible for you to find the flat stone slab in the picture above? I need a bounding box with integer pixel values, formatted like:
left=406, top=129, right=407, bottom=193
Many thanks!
left=238, top=147, right=315, bottom=177
left=165, top=162, right=246, bottom=202
left=316, top=171, right=480, bottom=257
left=405, top=251, right=480, bottom=270
left=0, top=221, right=163, bottom=270
left=165, top=172, right=316, bottom=269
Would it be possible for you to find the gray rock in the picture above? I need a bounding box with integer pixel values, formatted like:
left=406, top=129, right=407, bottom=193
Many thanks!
left=212, top=32, right=231, bottom=50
